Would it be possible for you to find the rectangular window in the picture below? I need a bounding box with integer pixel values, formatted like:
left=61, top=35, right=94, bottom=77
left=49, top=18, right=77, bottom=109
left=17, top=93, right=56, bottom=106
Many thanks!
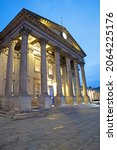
left=48, top=63, right=53, bottom=75
left=11, top=83, right=14, bottom=96
left=60, top=67, right=63, bottom=76
left=35, top=84, right=39, bottom=98
left=12, top=60, right=15, bottom=73
left=34, top=83, right=41, bottom=98
left=35, top=58, right=40, bottom=72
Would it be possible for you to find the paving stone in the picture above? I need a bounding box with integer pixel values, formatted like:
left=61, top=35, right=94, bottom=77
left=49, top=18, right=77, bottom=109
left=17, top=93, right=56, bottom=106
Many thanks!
left=0, top=104, right=100, bottom=150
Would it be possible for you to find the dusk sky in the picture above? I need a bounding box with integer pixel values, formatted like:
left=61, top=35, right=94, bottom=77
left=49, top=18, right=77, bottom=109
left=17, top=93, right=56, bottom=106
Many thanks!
left=0, top=0, right=100, bottom=88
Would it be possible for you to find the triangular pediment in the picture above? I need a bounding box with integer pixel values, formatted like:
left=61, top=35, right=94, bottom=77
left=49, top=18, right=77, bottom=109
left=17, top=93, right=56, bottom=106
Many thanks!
left=0, top=8, right=86, bottom=57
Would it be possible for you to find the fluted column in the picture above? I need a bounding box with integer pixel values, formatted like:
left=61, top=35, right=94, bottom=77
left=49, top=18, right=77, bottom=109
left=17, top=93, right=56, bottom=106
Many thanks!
left=40, top=38, right=48, bottom=95
left=54, top=47, right=66, bottom=106
left=66, top=57, right=73, bottom=96
left=39, top=38, right=51, bottom=108
left=74, top=60, right=82, bottom=104
left=9, top=26, right=32, bottom=112
left=63, top=66, right=67, bottom=96
left=55, top=48, right=62, bottom=96
left=80, top=62, right=89, bottom=104
left=19, top=27, right=30, bottom=94
left=5, top=40, right=15, bottom=96
left=66, top=56, right=73, bottom=104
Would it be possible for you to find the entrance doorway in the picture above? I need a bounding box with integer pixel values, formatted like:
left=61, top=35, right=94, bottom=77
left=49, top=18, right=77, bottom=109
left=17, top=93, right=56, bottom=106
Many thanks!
left=49, top=86, right=54, bottom=104
left=32, top=79, right=41, bottom=108
left=33, top=79, right=41, bottom=98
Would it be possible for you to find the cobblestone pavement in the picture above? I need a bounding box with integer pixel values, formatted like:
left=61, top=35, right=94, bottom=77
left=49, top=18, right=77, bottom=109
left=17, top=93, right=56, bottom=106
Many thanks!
left=0, top=104, right=100, bottom=150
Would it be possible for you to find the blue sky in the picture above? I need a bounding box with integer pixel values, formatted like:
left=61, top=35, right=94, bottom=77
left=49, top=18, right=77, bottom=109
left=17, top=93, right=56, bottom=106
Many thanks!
left=0, top=0, right=100, bottom=88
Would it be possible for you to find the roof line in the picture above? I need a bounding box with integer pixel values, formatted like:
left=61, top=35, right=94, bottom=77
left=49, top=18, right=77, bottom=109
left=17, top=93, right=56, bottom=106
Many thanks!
left=23, top=8, right=65, bottom=29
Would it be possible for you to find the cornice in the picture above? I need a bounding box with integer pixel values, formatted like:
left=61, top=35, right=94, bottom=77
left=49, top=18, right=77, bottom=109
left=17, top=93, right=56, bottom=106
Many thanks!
left=0, top=8, right=86, bottom=58
left=0, top=13, right=25, bottom=39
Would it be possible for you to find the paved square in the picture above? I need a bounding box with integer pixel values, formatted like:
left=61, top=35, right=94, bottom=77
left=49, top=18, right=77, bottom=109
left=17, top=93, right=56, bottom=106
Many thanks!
left=0, top=104, right=100, bottom=150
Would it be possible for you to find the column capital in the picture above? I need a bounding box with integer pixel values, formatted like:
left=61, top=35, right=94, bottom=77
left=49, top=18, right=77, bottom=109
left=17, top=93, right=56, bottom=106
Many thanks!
left=8, top=39, right=18, bottom=47
left=19, top=26, right=31, bottom=36
left=79, top=61, right=85, bottom=66
left=53, top=46, right=61, bottom=53
left=39, top=38, right=48, bottom=45
left=0, top=46, right=3, bottom=53
left=73, top=59, right=79, bottom=64
left=65, top=53, right=73, bottom=60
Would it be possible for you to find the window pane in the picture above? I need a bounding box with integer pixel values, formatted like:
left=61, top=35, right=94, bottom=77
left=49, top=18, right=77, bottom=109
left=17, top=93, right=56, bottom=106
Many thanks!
left=60, top=68, right=63, bottom=75
left=35, top=58, right=40, bottom=72
left=48, top=64, right=53, bottom=75
left=12, top=60, right=15, bottom=73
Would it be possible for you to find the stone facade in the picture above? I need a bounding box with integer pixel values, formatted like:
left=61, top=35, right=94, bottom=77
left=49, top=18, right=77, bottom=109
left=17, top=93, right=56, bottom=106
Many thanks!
left=87, top=87, right=100, bottom=102
left=0, top=8, right=89, bottom=112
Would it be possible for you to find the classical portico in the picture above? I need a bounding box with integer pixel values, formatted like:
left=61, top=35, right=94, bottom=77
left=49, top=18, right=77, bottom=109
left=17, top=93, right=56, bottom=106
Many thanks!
left=0, top=8, right=89, bottom=112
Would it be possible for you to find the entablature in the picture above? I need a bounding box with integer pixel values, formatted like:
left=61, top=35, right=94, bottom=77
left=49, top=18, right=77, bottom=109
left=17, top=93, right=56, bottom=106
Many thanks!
left=0, top=19, right=85, bottom=65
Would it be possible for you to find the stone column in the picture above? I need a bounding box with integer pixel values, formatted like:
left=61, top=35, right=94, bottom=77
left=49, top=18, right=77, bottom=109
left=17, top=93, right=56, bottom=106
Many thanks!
left=63, top=66, right=67, bottom=96
left=66, top=56, right=73, bottom=104
left=14, top=27, right=32, bottom=112
left=39, top=38, right=51, bottom=108
left=5, top=40, right=15, bottom=96
left=54, top=47, right=66, bottom=106
left=40, top=39, right=48, bottom=95
left=80, top=62, right=89, bottom=104
left=74, top=60, right=82, bottom=104
left=19, top=27, right=29, bottom=94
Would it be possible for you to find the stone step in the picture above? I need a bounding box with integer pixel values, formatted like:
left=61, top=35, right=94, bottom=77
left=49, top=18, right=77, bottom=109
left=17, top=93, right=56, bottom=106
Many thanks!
left=0, top=103, right=99, bottom=119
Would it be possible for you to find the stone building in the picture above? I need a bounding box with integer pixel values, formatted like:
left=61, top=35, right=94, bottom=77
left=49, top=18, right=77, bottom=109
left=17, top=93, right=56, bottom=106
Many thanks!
left=0, top=8, right=89, bottom=112
left=87, top=87, right=100, bottom=102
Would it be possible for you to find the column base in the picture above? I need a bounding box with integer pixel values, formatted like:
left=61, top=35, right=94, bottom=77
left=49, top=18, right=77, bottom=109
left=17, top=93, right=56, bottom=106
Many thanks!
left=76, top=95, right=83, bottom=104
left=1, top=94, right=32, bottom=112
left=54, top=96, right=66, bottom=107
left=84, top=95, right=90, bottom=104
left=14, top=94, right=32, bottom=112
left=39, top=95, right=51, bottom=108
left=65, top=96, right=73, bottom=105
left=73, top=96, right=77, bottom=105
left=0, top=96, right=6, bottom=109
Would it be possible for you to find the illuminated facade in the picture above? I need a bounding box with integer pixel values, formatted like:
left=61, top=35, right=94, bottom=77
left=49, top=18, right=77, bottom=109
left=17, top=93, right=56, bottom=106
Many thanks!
left=87, top=87, right=100, bottom=102
left=0, top=8, right=89, bottom=112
